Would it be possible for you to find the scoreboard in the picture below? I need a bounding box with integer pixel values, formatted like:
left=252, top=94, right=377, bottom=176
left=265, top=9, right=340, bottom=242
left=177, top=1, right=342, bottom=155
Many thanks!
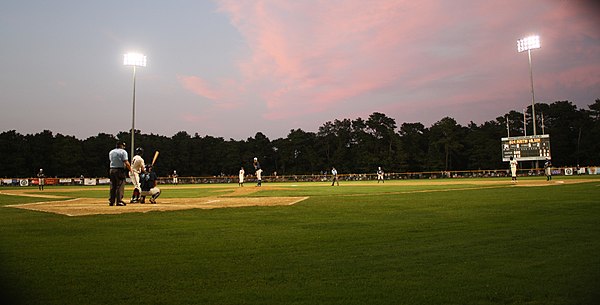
left=501, top=134, right=551, bottom=161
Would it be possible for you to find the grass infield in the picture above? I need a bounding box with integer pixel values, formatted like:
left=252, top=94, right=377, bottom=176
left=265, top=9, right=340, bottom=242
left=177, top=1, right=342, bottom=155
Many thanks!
left=0, top=177, right=599, bottom=304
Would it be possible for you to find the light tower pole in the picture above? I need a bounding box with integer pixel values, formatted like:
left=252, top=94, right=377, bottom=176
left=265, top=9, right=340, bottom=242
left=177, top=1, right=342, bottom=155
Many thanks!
left=123, top=52, right=147, bottom=157
left=517, top=35, right=540, bottom=136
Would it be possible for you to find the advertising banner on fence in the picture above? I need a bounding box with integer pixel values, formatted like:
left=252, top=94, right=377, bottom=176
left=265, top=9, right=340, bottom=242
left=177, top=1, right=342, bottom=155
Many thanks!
left=31, top=178, right=58, bottom=185
left=98, top=178, right=110, bottom=185
left=84, top=178, right=97, bottom=186
left=564, top=168, right=574, bottom=176
left=587, top=167, right=600, bottom=175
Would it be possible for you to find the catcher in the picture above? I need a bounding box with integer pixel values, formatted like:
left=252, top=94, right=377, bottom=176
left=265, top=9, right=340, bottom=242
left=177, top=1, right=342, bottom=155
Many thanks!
left=140, top=164, right=160, bottom=204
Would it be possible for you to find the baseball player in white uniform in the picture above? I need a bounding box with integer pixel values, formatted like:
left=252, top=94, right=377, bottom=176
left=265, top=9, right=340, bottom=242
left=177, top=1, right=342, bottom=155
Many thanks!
left=331, top=167, right=339, bottom=186
left=509, top=156, right=518, bottom=183
left=172, top=170, right=178, bottom=185
left=37, top=169, right=45, bottom=190
left=377, top=167, right=384, bottom=183
left=253, top=157, right=262, bottom=186
left=129, top=147, right=146, bottom=203
left=239, top=167, right=245, bottom=187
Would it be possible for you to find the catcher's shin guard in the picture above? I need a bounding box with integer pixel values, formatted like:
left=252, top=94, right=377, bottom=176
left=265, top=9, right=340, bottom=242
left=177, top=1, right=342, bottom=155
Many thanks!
left=131, top=188, right=140, bottom=202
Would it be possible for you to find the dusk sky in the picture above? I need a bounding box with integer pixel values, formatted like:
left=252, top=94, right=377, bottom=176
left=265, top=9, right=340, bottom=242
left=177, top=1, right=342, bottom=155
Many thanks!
left=1, top=0, right=599, bottom=140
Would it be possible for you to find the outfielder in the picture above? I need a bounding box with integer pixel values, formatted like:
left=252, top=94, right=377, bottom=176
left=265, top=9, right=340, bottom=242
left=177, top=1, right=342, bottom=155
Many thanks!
left=509, top=156, right=518, bottom=183
left=544, top=158, right=552, bottom=181
left=129, top=147, right=146, bottom=203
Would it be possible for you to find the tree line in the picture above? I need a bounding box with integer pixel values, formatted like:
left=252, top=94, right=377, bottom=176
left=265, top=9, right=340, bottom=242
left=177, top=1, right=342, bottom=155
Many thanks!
left=1, top=99, right=599, bottom=178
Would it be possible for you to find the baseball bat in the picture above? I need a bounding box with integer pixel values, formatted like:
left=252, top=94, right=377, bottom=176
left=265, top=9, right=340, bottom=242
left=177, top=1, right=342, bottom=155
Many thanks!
left=152, top=151, right=159, bottom=165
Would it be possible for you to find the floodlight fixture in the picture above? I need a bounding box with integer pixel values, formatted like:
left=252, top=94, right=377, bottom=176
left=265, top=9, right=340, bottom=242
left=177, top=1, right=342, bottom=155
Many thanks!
left=124, top=52, right=147, bottom=67
left=517, top=35, right=540, bottom=53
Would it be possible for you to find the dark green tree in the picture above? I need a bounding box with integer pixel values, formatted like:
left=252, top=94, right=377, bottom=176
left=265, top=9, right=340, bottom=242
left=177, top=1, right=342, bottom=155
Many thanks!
left=25, top=130, right=55, bottom=177
left=365, top=112, right=400, bottom=171
left=465, top=120, right=504, bottom=170
left=582, top=99, right=600, bottom=164
left=427, top=117, right=465, bottom=171
left=544, top=101, right=585, bottom=166
left=0, top=131, right=28, bottom=177
left=2, top=98, right=599, bottom=178
left=82, top=133, right=117, bottom=177
left=278, top=129, right=319, bottom=174
left=398, top=122, right=428, bottom=172
left=51, top=134, right=85, bottom=177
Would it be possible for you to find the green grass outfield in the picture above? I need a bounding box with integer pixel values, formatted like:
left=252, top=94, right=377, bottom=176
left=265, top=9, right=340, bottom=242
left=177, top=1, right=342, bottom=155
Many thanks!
left=1, top=177, right=599, bottom=305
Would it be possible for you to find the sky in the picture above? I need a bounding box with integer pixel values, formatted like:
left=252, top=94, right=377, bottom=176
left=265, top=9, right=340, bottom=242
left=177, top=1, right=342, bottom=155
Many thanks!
left=1, top=0, right=599, bottom=140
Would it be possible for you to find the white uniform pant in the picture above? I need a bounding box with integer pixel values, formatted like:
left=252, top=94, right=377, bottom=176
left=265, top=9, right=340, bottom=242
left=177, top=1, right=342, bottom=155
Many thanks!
left=129, top=171, right=141, bottom=190
left=141, top=187, right=160, bottom=198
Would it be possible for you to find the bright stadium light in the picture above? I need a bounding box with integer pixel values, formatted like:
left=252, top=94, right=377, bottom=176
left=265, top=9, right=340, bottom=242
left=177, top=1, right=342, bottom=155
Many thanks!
left=124, top=52, right=147, bottom=67
left=517, top=35, right=540, bottom=136
left=517, top=35, right=540, bottom=53
left=123, top=52, right=147, bottom=157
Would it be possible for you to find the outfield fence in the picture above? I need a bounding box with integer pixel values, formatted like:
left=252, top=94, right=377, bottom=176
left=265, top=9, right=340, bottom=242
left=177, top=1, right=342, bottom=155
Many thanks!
left=2, top=166, right=599, bottom=186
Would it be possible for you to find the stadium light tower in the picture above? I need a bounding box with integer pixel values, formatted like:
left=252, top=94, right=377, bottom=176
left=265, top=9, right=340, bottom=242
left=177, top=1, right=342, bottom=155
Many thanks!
left=517, top=35, right=540, bottom=135
left=123, top=52, right=147, bottom=157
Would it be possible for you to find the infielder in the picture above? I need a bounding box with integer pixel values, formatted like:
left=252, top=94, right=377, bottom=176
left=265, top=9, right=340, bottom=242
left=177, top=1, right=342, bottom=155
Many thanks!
left=129, top=147, right=146, bottom=203
left=377, top=166, right=384, bottom=183
left=172, top=170, right=178, bottom=185
left=509, top=156, right=518, bottom=183
left=37, top=168, right=45, bottom=190
left=331, top=167, right=339, bottom=186
left=239, top=166, right=245, bottom=187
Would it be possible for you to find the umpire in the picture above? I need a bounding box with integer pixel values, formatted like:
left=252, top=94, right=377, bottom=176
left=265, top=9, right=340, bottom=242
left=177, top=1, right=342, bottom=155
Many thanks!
left=109, top=141, right=132, bottom=206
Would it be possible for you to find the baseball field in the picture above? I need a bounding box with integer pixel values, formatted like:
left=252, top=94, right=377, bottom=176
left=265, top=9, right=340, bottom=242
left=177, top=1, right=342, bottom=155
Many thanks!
left=1, top=177, right=599, bottom=305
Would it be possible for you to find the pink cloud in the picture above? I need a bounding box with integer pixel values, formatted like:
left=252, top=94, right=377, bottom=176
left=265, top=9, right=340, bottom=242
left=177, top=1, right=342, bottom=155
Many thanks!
left=181, top=113, right=206, bottom=123
left=227, top=1, right=429, bottom=116
left=209, top=0, right=599, bottom=126
left=543, top=65, right=600, bottom=91
left=178, top=75, right=221, bottom=100
left=177, top=75, right=247, bottom=110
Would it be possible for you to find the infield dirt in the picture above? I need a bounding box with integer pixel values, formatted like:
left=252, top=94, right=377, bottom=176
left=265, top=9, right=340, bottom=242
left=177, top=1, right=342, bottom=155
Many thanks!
left=2, top=186, right=307, bottom=216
